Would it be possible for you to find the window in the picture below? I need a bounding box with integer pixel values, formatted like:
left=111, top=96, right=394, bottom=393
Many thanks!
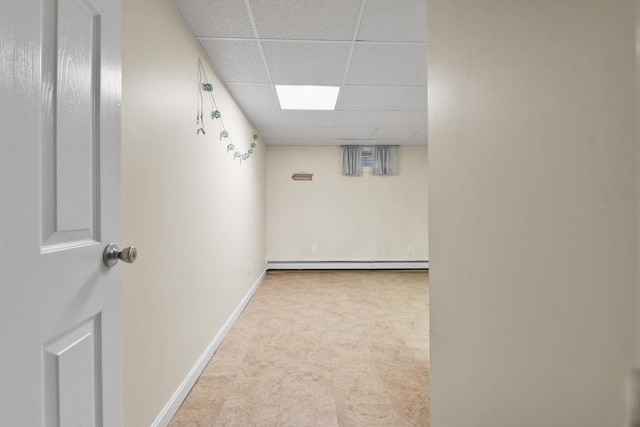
left=361, top=147, right=373, bottom=169
left=342, top=145, right=396, bottom=176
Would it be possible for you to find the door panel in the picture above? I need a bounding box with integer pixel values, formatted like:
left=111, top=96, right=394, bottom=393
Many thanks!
left=42, top=0, right=101, bottom=249
left=43, top=317, right=101, bottom=426
left=0, top=0, right=122, bottom=425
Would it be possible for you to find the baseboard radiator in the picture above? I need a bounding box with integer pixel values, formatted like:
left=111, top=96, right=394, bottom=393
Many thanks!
left=267, top=260, right=429, bottom=270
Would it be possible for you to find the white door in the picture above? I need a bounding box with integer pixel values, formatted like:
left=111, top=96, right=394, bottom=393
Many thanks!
left=0, top=0, right=123, bottom=425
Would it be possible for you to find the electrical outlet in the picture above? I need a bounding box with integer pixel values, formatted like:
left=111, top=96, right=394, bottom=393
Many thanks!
left=311, top=245, right=318, bottom=255
left=406, top=245, right=414, bottom=255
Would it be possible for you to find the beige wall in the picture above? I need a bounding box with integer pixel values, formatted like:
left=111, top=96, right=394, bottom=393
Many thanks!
left=266, top=146, right=428, bottom=262
left=121, top=0, right=266, bottom=425
left=428, top=1, right=637, bottom=426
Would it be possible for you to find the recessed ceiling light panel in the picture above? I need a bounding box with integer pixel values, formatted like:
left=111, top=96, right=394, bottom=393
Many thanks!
left=275, top=85, right=340, bottom=110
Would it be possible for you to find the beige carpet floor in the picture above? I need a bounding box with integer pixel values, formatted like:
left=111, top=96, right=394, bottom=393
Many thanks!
left=169, top=270, right=429, bottom=427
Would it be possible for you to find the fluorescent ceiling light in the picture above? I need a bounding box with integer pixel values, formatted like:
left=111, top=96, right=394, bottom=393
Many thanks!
left=275, top=85, right=340, bottom=110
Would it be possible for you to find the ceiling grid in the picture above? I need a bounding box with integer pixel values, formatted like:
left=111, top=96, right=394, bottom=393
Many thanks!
left=171, top=0, right=427, bottom=146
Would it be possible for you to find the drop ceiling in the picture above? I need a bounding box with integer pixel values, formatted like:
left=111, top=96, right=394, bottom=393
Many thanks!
left=171, top=0, right=427, bottom=146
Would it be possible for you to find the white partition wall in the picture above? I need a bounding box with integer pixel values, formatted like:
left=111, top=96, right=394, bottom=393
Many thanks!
left=428, top=1, right=637, bottom=426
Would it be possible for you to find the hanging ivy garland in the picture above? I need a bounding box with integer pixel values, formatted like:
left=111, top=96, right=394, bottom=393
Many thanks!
left=197, top=58, right=258, bottom=162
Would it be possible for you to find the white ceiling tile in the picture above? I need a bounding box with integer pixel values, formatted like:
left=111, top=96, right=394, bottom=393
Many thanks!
left=199, top=40, right=269, bottom=83
left=395, top=87, right=428, bottom=110
left=332, top=127, right=375, bottom=139
left=282, top=110, right=336, bottom=128
left=402, top=140, right=428, bottom=146
left=415, top=72, right=427, bottom=86
left=334, top=111, right=387, bottom=127
left=248, top=0, right=361, bottom=40
left=346, top=44, right=427, bottom=86
left=228, top=84, right=279, bottom=109
left=245, top=109, right=285, bottom=127
left=333, top=139, right=372, bottom=146
left=172, top=0, right=254, bottom=38
left=275, top=137, right=336, bottom=146
left=382, top=111, right=427, bottom=128
left=287, top=127, right=332, bottom=139
left=357, top=0, right=427, bottom=42
left=266, top=138, right=297, bottom=146
left=257, top=126, right=289, bottom=139
left=372, top=127, right=422, bottom=141
left=337, top=86, right=409, bottom=111
left=255, top=126, right=289, bottom=140
left=409, top=127, right=428, bottom=145
left=264, top=138, right=293, bottom=145
left=262, top=41, right=351, bottom=85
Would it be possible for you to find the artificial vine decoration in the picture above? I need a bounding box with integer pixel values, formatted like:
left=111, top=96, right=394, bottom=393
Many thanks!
left=197, top=58, right=258, bottom=162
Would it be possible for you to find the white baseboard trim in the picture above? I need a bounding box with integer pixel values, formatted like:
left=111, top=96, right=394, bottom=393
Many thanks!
left=151, top=268, right=267, bottom=427
left=267, top=260, right=429, bottom=270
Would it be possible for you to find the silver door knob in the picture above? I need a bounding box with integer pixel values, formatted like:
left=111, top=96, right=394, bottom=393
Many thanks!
left=103, top=243, right=137, bottom=268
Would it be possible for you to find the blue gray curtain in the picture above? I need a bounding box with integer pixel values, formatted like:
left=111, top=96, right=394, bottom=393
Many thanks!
left=372, top=146, right=398, bottom=175
left=342, top=146, right=363, bottom=176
